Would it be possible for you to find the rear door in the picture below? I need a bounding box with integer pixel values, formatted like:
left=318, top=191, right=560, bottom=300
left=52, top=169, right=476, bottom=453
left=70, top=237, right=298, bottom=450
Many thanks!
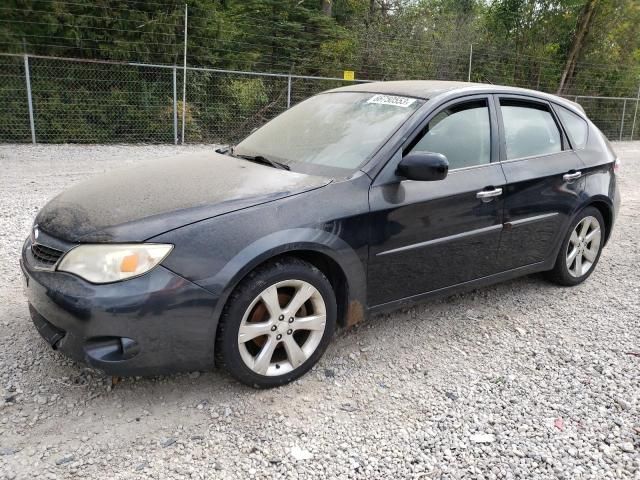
left=495, top=95, right=585, bottom=270
left=367, top=95, right=506, bottom=306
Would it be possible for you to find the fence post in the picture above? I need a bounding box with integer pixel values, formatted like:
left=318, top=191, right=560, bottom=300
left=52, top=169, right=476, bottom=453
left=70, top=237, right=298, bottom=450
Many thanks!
left=287, top=75, right=292, bottom=108
left=467, top=44, right=472, bottom=82
left=631, top=84, right=640, bottom=141
left=172, top=66, right=178, bottom=145
left=620, top=99, right=626, bottom=141
left=181, top=3, right=188, bottom=145
left=23, top=54, right=36, bottom=144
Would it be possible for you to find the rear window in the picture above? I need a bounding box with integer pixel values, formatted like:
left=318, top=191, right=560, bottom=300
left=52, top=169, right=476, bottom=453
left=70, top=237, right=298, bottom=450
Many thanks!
left=556, top=105, right=588, bottom=149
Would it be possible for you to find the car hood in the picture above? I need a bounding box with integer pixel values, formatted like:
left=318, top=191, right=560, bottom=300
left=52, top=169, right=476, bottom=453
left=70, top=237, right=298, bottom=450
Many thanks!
left=36, top=151, right=331, bottom=242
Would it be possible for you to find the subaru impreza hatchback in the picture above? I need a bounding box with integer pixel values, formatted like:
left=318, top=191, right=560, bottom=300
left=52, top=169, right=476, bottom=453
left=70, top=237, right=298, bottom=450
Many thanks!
left=21, top=81, right=620, bottom=388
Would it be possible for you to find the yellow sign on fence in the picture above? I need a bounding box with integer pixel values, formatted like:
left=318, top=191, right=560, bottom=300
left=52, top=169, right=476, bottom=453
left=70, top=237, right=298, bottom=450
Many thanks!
left=343, top=70, right=355, bottom=81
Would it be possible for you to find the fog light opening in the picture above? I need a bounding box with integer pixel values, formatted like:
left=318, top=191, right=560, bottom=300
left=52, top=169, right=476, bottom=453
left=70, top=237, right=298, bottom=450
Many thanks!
left=84, top=337, right=140, bottom=363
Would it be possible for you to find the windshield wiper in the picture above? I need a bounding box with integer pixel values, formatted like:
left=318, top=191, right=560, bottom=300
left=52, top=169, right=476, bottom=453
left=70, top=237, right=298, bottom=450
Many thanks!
left=235, top=153, right=290, bottom=171
left=215, top=145, right=232, bottom=154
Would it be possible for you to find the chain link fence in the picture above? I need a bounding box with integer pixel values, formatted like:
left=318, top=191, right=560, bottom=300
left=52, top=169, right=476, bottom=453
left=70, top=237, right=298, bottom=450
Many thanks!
left=568, top=95, right=640, bottom=142
left=1, top=53, right=638, bottom=145
left=0, top=55, right=31, bottom=143
left=0, top=53, right=368, bottom=145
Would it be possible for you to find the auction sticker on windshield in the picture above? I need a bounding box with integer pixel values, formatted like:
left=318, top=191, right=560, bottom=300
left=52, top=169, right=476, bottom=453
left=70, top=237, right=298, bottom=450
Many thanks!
left=367, top=94, right=417, bottom=108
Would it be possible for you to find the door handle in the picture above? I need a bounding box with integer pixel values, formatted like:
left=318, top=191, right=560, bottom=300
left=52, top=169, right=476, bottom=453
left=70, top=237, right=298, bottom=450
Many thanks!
left=563, top=171, right=582, bottom=182
left=476, top=187, right=503, bottom=202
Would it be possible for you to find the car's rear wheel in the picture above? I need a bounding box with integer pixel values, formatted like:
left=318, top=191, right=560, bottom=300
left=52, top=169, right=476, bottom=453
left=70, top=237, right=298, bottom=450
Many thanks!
left=215, top=257, right=336, bottom=388
left=546, top=206, right=605, bottom=286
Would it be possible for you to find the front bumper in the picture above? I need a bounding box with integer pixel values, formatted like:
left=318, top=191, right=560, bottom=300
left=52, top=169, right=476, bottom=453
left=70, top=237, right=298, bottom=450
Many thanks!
left=21, top=239, right=220, bottom=376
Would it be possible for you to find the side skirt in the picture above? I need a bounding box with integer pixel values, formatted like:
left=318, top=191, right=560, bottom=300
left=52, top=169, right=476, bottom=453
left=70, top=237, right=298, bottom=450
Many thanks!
left=367, top=260, right=553, bottom=316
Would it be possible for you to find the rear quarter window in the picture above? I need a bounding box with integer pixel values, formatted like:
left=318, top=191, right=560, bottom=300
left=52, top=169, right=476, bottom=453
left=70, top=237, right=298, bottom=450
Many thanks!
left=555, top=105, right=589, bottom=149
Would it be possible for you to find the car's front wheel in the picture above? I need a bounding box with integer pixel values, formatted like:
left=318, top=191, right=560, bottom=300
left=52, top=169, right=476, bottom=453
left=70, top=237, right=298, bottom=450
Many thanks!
left=216, top=257, right=337, bottom=388
left=546, top=206, right=605, bottom=286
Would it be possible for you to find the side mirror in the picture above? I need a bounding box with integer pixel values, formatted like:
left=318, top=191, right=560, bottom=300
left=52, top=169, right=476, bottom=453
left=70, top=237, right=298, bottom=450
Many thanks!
left=397, top=152, right=449, bottom=181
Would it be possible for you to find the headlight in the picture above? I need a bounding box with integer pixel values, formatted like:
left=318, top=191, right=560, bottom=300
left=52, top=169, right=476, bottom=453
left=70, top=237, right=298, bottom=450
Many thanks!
left=57, top=244, right=173, bottom=284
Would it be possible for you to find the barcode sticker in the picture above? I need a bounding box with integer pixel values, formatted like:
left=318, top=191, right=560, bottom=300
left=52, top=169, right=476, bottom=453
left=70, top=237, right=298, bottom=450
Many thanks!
left=367, top=94, right=416, bottom=108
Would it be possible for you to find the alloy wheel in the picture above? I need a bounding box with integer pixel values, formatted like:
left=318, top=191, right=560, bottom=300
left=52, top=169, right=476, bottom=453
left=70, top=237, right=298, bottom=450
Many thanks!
left=566, top=215, right=602, bottom=278
left=237, top=279, right=327, bottom=376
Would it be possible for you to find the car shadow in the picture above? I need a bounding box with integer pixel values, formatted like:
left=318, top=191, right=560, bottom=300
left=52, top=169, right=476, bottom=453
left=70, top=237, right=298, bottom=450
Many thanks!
left=54, top=271, right=554, bottom=401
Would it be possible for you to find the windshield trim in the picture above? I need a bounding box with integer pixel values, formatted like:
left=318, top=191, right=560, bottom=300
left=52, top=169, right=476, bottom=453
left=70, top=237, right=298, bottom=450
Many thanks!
left=317, top=90, right=429, bottom=102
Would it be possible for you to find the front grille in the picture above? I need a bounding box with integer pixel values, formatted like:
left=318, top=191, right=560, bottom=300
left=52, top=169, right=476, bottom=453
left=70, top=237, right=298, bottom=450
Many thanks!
left=31, top=243, right=64, bottom=266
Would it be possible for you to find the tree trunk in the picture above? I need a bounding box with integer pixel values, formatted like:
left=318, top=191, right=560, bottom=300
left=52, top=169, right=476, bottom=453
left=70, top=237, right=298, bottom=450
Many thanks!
left=321, top=0, right=332, bottom=17
left=557, top=0, right=598, bottom=95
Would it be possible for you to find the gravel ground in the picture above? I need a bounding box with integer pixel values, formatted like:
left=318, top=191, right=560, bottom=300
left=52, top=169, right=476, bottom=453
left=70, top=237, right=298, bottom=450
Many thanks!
left=0, top=143, right=638, bottom=480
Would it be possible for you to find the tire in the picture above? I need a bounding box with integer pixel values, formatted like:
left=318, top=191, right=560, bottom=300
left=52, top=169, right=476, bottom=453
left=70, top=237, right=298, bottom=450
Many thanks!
left=545, top=206, right=605, bottom=286
left=215, top=257, right=337, bottom=388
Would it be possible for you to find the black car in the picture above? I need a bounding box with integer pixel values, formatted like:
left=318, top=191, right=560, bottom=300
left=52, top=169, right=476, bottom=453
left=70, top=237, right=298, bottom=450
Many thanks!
left=21, top=81, right=620, bottom=388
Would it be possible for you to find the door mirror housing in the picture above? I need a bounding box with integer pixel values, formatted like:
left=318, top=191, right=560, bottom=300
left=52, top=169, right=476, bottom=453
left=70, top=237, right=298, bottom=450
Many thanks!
left=397, top=152, right=449, bottom=181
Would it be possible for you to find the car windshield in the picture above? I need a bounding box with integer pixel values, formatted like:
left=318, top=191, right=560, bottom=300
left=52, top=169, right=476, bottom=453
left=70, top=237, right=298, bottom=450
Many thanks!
left=233, top=92, right=424, bottom=176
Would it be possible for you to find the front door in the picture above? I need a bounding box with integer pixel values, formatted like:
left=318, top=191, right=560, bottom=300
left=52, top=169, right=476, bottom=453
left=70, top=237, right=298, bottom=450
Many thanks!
left=367, top=96, right=506, bottom=306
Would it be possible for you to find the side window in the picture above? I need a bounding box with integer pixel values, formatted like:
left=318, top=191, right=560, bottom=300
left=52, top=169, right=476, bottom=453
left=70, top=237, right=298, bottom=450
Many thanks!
left=500, top=99, right=562, bottom=160
left=408, top=99, right=491, bottom=170
left=555, top=105, right=588, bottom=149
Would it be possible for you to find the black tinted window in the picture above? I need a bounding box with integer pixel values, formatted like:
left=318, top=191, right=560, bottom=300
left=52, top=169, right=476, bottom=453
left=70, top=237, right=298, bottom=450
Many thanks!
left=501, top=100, right=561, bottom=160
left=408, top=100, right=491, bottom=170
left=556, top=105, right=588, bottom=149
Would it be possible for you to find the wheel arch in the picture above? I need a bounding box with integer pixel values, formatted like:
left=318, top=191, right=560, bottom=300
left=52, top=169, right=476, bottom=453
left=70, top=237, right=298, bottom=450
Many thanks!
left=211, top=229, right=368, bottom=331
left=242, top=250, right=353, bottom=328
left=580, top=196, right=614, bottom=245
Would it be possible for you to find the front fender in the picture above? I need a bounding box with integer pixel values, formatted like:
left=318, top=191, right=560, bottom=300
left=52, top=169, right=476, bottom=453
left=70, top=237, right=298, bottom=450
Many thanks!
left=152, top=177, right=372, bottom=335
left=200, top=228, right=367, bottom=327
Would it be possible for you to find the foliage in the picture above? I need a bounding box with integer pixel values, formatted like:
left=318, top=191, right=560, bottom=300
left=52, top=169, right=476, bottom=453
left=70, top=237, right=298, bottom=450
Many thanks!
left=0, top=0, right=639, bottom=142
